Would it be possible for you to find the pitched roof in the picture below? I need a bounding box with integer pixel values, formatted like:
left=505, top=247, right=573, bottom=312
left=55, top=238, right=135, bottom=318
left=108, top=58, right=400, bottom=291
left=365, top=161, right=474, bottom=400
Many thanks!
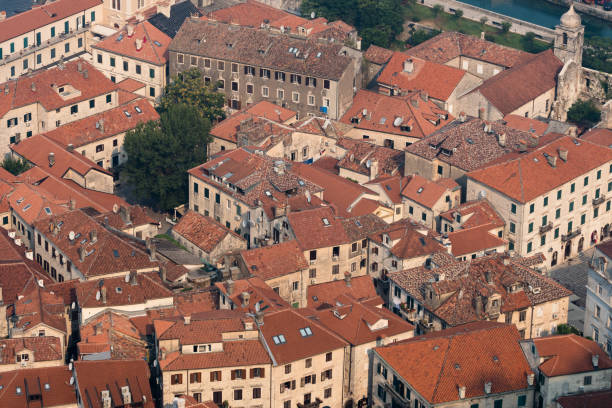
left=210, top=101, right=296, bottom=143
left=307, top=275, right=380, bottom=309
left=76, top=272, right=172, bottom=309
left=375, top=323, right=532, bottom=404
left=0, top=0, right=102, bottom=43
left=0, top=337, right=62, bottom=365
left=288, top=206, right=349, bottom=250
left=377, top=52, right=467, bottom=102
left=468, top=136, right=612, bottom=203
left=503, top=114, right=549, bottom=136
left=533, top=334, right=612, bottom=377
left=173, top=210, right=245, bottom=254
left=339, top=90, right=452, bottom=139
left=406, top=31, right=529, bottom=68
left=79, top=311, right=148, bottom=360
left=406, top=116, right=564, bottom=172
left=401, top=174, right=457, bottom=209
left=44, top=99, right=159, bottom=148
left=471, top=50, right=563, bottom=116
left=557, top=389, right=612, bottom=408
left=0, top=366, right=77, bottom=407
left=259, top=308, right=347, bottom=364
left=170, top=19, right=353, bottom=80
left=93, top=21, right=171, bottom=65
left=155, top=310, right=252, bottom=344
left=337, top=138, right=403, bottom=177
left=364, top=44, right=394, bottom=65
left=215, top=277, right=290, bottom=313
left=160, top=340, right=270, bottom=370
left=0, top=59, right=117, bottom=118
left=93, top=205, right=158, bottom=231
left=13, top=286, right=67, bottom=333
left=440, top=199, right=505, bottom=229
left=581, top=127, right=612, bottom=149
left=369, top=219, right=447, bottom=260
left=12, top=134, right=112, bottom=179
left=5, top=182, right=69, bottom=225
left=448, top=224, right=507, bottom=256
left=148, top=0, right=203, bottom=38
left=32, top=209, right=158, bottom=279
left=74, top=360, right=155, bottom=408
left=240, top=241, right=308, bottom=281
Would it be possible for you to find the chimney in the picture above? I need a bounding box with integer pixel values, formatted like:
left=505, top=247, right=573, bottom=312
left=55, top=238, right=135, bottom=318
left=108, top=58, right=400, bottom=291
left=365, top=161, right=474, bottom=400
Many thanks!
left=484, top=382, right=492, bottom=394
left=48, top=152, right=55, bottom=167
left=83, top=69, right=88, bottom=79
left=127, top=24, right=134, bottom=37
left=592, top=354, right=599, bottom=368
left=344, top=272, right=352, bottom=287
left=184, top=315, right=191, bottom=325
left=411, top=98, right=419, bottom=108
left=78, top=247, right=85, bottom=262
left=481, top=31, right=485, bottom=40
left=89, top=230, right=97, bottom=243
left=518, top=140, right=527, bottom=152
left=160, top=265, right=167, bottom=282
left=498, top=132, right=506, bottom=147
left=474, top=296, right=483, bottom=315
left=119, top=206, right=131, bottom=224
left=31, top=83, right=36, bottom=92
left=241, top=291, right=250, bottom=308
left=421, top=91, right=429, bottom=102
left=558, top=148, right=568, bottom=162
left=369, top=160, right=379, bottom=180
left=226, top=279, right=234, bottom=295
left=67, top=144, right=74, bottom=152
left=547, top=154, right=557, bottom=168
left=527, top=373, right=535, bottom=386
left=130, top=271, right=137, bottom=286
left=403, top=58, right=414, bottom=73
left=148, top=241, right=156, bottom=261
left=254, top=310, right=264, bottom=326
left=99, top=119, right=104, bottom=133
left=101, top=286, right=107, bottom=304
left=0, top=11, right=6, bottom=21
left=135, top=38, right=143, bottom=51
left=77, top=62, right=83, bottom=72
left=528, top=135, right=538, bottom=147
left=458, top=112, right=467, bottom=123
left=458, top=386, right=466, bottom=399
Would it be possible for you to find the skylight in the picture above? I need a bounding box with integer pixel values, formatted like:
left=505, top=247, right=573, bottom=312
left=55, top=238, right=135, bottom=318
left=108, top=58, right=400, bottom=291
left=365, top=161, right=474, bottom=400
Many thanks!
left=23, top=204, right=31, bottom=212
left=272, top=334, right=286, bottom=344
left=299, top=327, right=313, bottom=337
left=154, top=40, right=162, bottom=47
left=322, top=218, right=330, bottom=226
left=113, top=250, right=120, bottom=258
left=135, top=106, right=142, bottom=114
left=379, top=117, right=386, bottom=125
left=16, top=197, right=24, bottom=204
left=44, top=207, right=52, bottom=215
left=417, top=187, right=424, bottom=193
left=265, top=190, right=272, bottom=197
left=355, top=220, right=362, bottom=227
left=124, top=110, right=131, bottom=118
left=116, top=33, right=124, bottom=42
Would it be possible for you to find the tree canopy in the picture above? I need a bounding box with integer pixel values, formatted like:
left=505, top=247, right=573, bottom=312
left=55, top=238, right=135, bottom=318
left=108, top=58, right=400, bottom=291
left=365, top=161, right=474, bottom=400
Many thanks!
left=567, top=99, right=601, bottom=127
left=301, top=0, right=404, bottom=49
left=159, top=68, right=225, bottom=122
left=123, top=103, right=212, bottom=211
left=1, top=156, right=31, bottom=176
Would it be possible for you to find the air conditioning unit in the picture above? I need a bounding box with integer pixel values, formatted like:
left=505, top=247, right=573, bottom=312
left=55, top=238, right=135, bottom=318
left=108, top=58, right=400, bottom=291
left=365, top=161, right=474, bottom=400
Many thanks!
left=552, top=313, right=558, bottom=320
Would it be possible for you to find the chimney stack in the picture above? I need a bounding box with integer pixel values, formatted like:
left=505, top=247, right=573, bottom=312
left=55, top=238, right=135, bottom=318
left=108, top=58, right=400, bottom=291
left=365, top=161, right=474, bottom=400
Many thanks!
left=135, top=38, right=143, bottom=51
left=101, top=286, right=107, bottom=304
left=67, top=144, right=74, bottom=152
left=160, top=265, right=167, bottom=282
left=127, top=24, right=135, bottom=37
left=420, top=91, right=429, bottom=102
left=485, top=271, right=492, bottom=284
left=130, top=271, right=137, bottom=286
left=0, top=11, right=6, bottom=21
left=498, top=132, right=506, bottom=147
left=241, top=291, right=250, bottom=308
left=83, top=69, right=88, bottom=79
left=527, top=373, right=535, bottom=386
left=77, top=62, right=83, bottom=72
left=78, top=247, right=85, bottom=262
left=344, top=272, right=352, bottom=287
left=184, top=315, right=191, bottom=325
left=458, top=112, right=467, bottom=123
left=226, top=280, right=234, bottom=295
left=31, top=83, right=36, bottom=92
left=481, top=31, right=485, bottom=40
left=458, top=386, right=466, bottom=399
left=403, top=58, right=414, bottom=73
left=255, top=310, right=264, bottom=326
left=48, top=152, right=55, bottom=167
left=547, top=154, right=557, bottom=168
left=89, top=230, right=97, bottom=243
left=558, top=148, right=568, bottom=162
left=484, top=382, right=492, bottom=394
left=148, top=241, right=156, bottom=261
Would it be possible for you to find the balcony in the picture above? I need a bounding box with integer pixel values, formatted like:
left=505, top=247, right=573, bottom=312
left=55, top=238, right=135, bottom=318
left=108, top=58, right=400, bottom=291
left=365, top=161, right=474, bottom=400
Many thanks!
left=593, top=195, right=606, bottom=206
left=562, top=227, right=581, bottom=242
left=297, top=398, right=322, bottom=408
left=383, top=383, right=410, bottom=407
left=539, top=222, right=553, bottom=234
left=399, top=304, right=417, bottom=321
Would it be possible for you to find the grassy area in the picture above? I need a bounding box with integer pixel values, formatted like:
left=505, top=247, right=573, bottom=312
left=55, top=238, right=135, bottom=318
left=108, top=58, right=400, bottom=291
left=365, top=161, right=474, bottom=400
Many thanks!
left=400, top=2, right=550, bottom=53
left=155, top=233, right=189, bottom=252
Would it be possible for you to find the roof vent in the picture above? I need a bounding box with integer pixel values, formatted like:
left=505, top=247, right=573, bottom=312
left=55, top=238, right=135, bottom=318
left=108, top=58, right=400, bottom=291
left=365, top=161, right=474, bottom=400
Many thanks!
left=458, top=385, right=466, bottom=399
left=484, top=381, right=492, bottom=394
left=135, top=38, right=143, bottom=51
left=403, top=58, right=414, bottom=73
left=593, top=354, right=599, bottom=368
left=546, top=154, right=557, bottom=168
left=48, top=152, right=55, bottom=167
left=558, top=148, right=568, bottom=162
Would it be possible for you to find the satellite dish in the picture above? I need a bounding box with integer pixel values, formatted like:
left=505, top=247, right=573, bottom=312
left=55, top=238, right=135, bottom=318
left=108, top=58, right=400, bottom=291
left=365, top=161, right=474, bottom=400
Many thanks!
left=38, top=279, right=44, bottom=288
left=69, top=377, right=74, bottom=385
left=311, top=11, right=315, bottom=19
left=393, top=117, right=403, bottom=127
left=478, top=190, right=487, bottom=199
left=68, top=231, right=75, bottom=241
left=362, top=108, right=368, bottom=116
left=71, top=302, right=76, bottom=310
left=125, top=274, right=130, bottom=283
left=255, top=300, right=261, bottom=312
left=366, top=160, right=371, bottom=168
left=242, top=219, right=247, bottom=228
left=68, top=362, right=73, bottom=370
left=96, top=291, right=101, bottom=301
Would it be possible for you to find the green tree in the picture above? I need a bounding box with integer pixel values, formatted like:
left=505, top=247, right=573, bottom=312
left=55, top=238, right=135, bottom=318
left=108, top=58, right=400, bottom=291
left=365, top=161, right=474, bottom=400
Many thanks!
left=407, top=29, right=441, bottom=46
left=123, top=104, right=212, bottom=211
left=454, top=9, right=463, bottom=19
left=159, top=68, right=225, bottom=123
left=567, top=99, right=601, bottom=127
left=480, top=16, right=488, bottom=26
left=556, top=324, right=580, bottom=335
left=500, top=21, right=512, bottom=34
left=432, top=4, right=443, bottom=16
left=1, top=156, right=31, bottom=176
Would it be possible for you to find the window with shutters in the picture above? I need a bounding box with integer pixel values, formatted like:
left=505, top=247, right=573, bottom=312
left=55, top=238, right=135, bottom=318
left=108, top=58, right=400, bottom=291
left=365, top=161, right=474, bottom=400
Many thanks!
left=231, top=369, right=246, bottom=380
left=210, top=371, right=222, bottom=381
left=170, top=374, right=182, bottom=384
left=190, top=372, right=201, bottom=383
left=250, top=367, right=264, bottom=378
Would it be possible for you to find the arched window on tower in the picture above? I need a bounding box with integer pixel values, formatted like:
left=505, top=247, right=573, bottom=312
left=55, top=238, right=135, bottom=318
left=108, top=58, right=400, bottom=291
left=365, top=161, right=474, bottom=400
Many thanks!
left=563, top=32, right=568, bottom=46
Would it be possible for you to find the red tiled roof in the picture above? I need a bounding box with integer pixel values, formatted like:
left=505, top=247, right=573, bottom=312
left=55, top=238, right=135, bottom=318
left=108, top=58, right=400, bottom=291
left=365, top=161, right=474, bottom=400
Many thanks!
left=0, top=167, right=17, bottom=183
left=74, top=360, right=155, bottom=408
left=13, top=286, right=67, bottom=333
left=557, top=389, right=612, bottom=408
left=0, top=0, right=102, bottom=43
left=503, top=114, right=549, bottom=136
left=375, top=323, right=532, bottom=404
left=406, top=31, right=529, bottom=68
left=581, top=127, right=612, bottom=148
left=6, top=182, right=69, bottom=225
left=468, top=136, right=612, bottom=203
left=470, top=50, right=563, bottom=116
left=337, top=138, right=403, bottom=177
left=44, top=99, right=159, bottom=148
left=288, top=206, right=348, bottom=250
left=378, top=52, right=466, bottom=102
left=93, top=21, right=171, bottom=65
left=370, top=219, right=447, bottom=260
left=0, top=366, right=77, bottom=407
left=259, top=308, right=347, bottom=364
left=364, top=45, right=394, bottom=65
left=0, top=59, right=117, bottom=118
left=448, top=224, right=506, bottom=256
left=155, top=310, right=251, bottom=344
left=306, top=275, right=380, bottom=309
left=340, top=90, right=452, bottom=139
left=79, top=311, right=148, bottom=360
left=160, top=340, right=270, bottom=370
left=401, top=174, right=456, bottom=209
left=117, top=78, right=147, bottom=92
left=365, top=174, right=409, bottom=205
left=94, top=205, right=158, bottom=231
left=240, top=241, right=308, bottom=281
left=533, top=334, right=612, bottom=377
left=173, top=210, right=245, bottom=254
left=0, top=337, right=62, bottom=365
left=439, top=199, right=505, bottom=229
left=215, top=277, right=290, bottom=313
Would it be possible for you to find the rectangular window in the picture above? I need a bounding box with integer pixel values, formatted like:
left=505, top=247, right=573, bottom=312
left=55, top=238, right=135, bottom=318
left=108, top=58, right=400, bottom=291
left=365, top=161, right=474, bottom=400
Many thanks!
left=584, top=176, right=589, bottom=186
left=51, top=27, right=56, bottom=37
left=324, top=79, right=330, bottom=89
left=527, top=242, right=532, bottom=253
left=246, top=84, right=253, bottom=94
left=571, top=182, right=575, bottom=193
left=149, top=87, right=155, bottom=97
left=569, top=201, right=574, bottom=212
left=253, top=388, right=261, bottom=399
left=581, top=214, right=586, bottom=225
left=170, top=374, right=182, bottom=384
left=510, top=203, right=517, bottom=214
left=106, top=94, right=112, bottom=104
left=554, top=227, right=559, bottom=239
left=543, top=196, right=548, bottom=206
left=542, top=215, right=548, bottom=226
left=583, top=194, right=588, bottom=205
left=123, top=61, right=128, bottom=71
left=509, top=222, right=515, bottom=234
left=597, top=169, right=602, bottom=180
left=110, top=57, right=115, bottom=67
left=91, top=11, right=96, bottom=21
left=217, top=60, right=224, bottom=70
left=70, top=105, right=78, bottom=114
left=557, top=190, right=562, bottom=200
left=190, top=372, right=201, bottom=383
left=528, top=222, right=533, bottom=233
left=529, top=203, right=534, bottom=213
left=541, top=234, right=546, bottom=246
left=78, top=38, right=83, bottom=48
left=555, top=208, right=561, bottom=219
left=64, top=42, right=70, bottom=53
left=231, top=63, right=238, bottom=73
left=51, top=48, right=56, bottom=59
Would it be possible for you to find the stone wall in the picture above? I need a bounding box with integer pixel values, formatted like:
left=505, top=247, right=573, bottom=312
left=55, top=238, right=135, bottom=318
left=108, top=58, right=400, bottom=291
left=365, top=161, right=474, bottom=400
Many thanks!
left=582, top=67, right=612, bottom=103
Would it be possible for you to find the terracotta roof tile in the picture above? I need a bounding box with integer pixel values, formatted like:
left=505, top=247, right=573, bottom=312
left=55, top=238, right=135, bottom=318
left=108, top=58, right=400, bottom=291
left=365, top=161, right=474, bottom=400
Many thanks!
left=215, top=277, right=290, bottom=313
left=448, top=225, right=506, bottom=256
left=173, top=210, right=245, bottom=254
left=93, top=205, right=158, bottom=231
left=288, top=206, right=349, bottom=250
left=370, top=219, right=447, bottom=260
left=13, top=286, right=67, bottom=333
left=364, top=45, right=394, bottom=65
left=375, top=323, right=532, bottom=404
left=78, top=311, right=148, bottom=360
left=581, top=127, right=612, bottom=148
left=0, top=366, right=77, bottom=406
left=0, top=337, right=62, bottom=365
left=468, top=136, right=612, bottom=203
left=93, top=21, right=171, bottom=65
left=307, top=275, right=380, bottom=309
left=533, top=334, right=612, bottom=377
left=503, top=114, right=549, bottom=136
left=401, top=174, right=456, bottom=209
left=337, top=138, right=403, bottom=177
left=440, top=199, right=505, bottom=229
left=117, top=78, right=147, bottom=92
left=378, top=52, right=466, bottom=102
left=160, top=340, right=270, bottom=370
left=557, top=389, right=612, bottom=408
left=240, top=241, right=308, bottom=281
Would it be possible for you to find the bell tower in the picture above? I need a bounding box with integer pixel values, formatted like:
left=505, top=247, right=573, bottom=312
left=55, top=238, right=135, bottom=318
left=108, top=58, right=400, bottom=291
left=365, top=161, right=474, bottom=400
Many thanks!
left=554, top=5, right=584, bottom=67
